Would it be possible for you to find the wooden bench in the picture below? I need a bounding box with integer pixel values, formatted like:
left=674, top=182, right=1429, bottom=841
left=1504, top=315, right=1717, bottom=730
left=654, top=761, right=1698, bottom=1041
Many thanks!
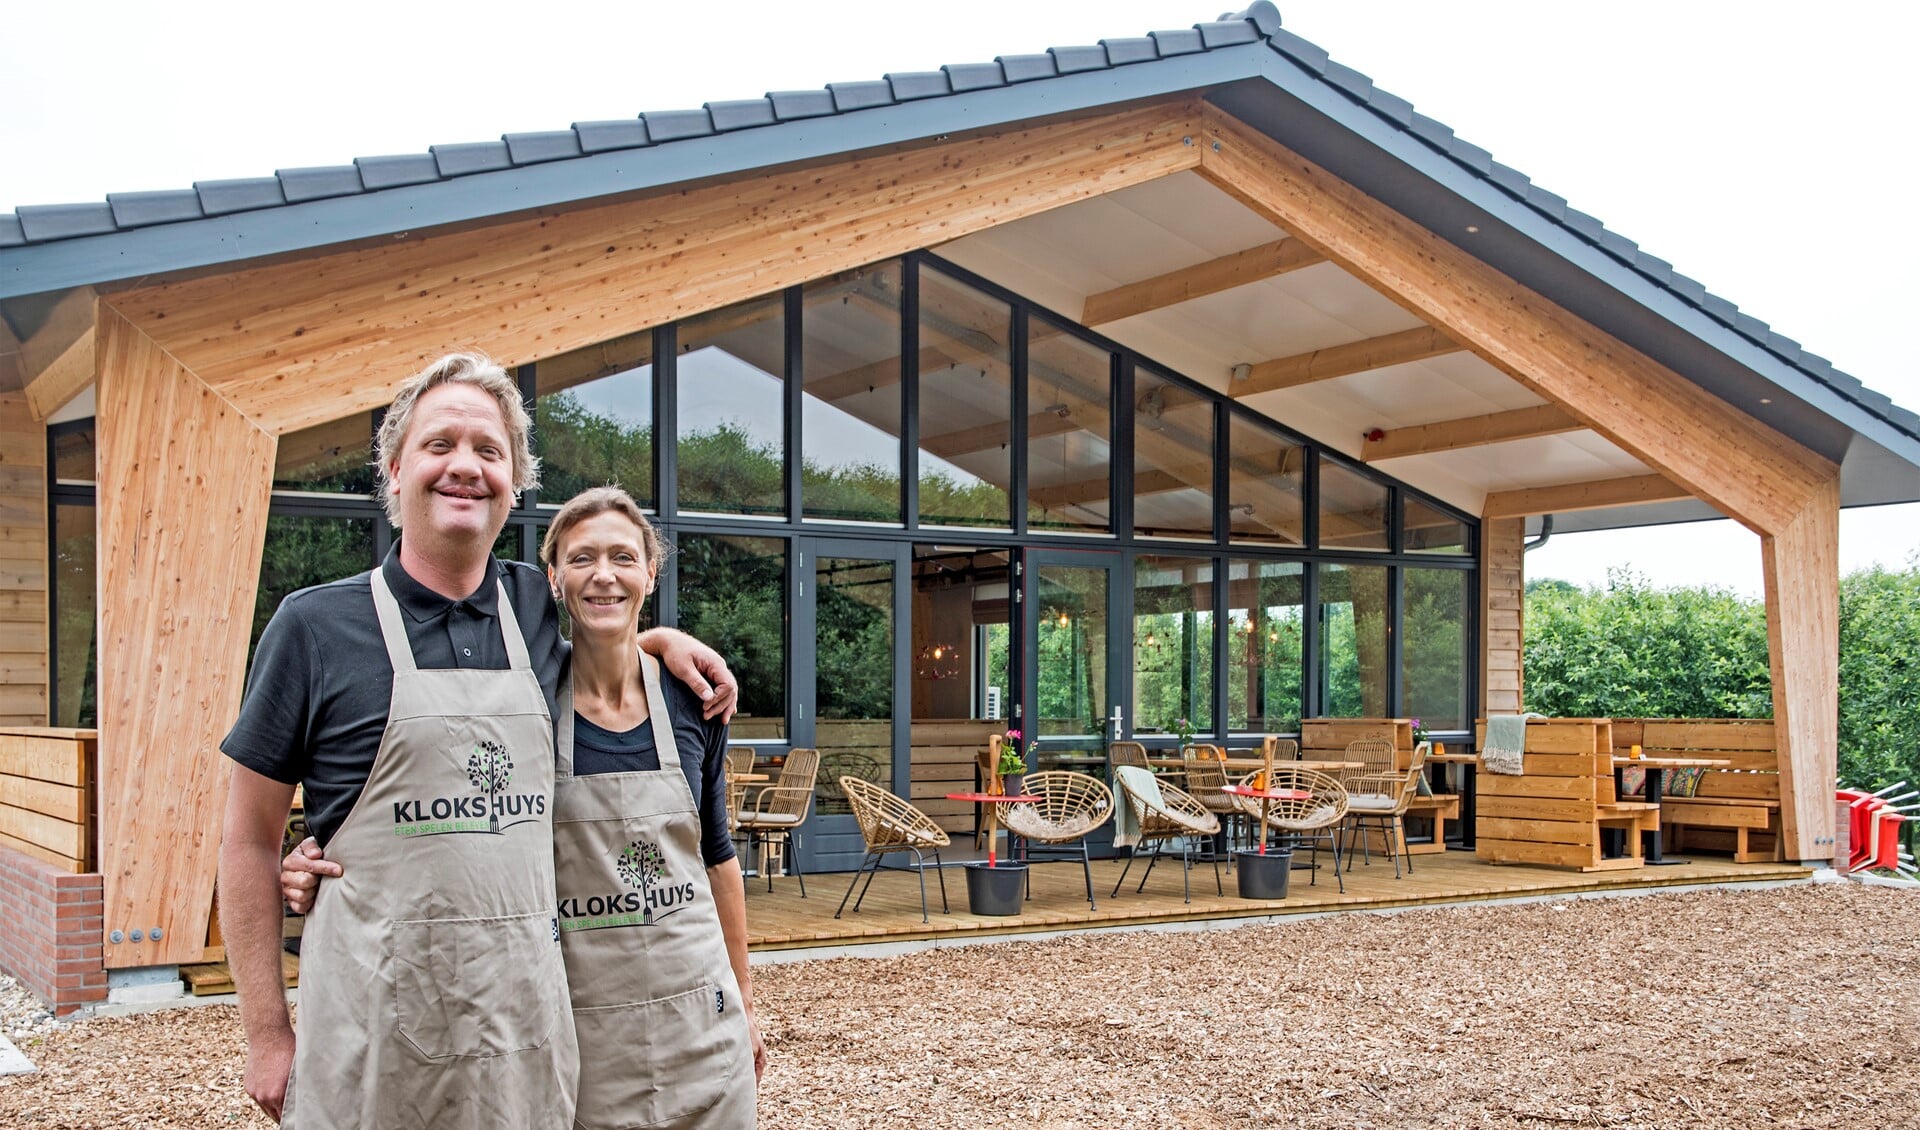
left=1614, top=719, right=1782, bottom=863
left=1473, top=717, right=1660, bottom=872
left=1402, top=793, right=1462, bottom=854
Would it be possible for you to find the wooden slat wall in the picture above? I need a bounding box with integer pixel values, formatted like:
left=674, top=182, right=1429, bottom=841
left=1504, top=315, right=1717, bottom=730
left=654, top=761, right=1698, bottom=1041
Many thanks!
left=909, top=720, right=999, bottom=835
left=95, top=308, right=276, bottom=969
left=0, top=394, right=47, bottom=726
left=1613, top=718, right=1781, bottom=797
left=1301, top=718, right=1411, bottom=768
left=1481, top=517, right=1524, bottom=715
left=0, top=728, right=95, bottom=873
left=1471, top=718, right=1648, bottom=871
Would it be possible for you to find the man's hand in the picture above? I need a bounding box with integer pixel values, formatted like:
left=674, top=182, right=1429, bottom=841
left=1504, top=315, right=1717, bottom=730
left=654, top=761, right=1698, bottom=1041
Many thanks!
left=280, top=837, right=340, bottom=916
left=639, top=627, right=739, bottom=722
left=243, top=1022, right=296, bottom=1121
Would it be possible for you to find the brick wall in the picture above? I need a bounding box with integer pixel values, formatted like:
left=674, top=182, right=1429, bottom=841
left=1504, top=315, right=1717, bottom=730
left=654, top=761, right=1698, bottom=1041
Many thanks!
left=0, top=841, right=105, bottom=1014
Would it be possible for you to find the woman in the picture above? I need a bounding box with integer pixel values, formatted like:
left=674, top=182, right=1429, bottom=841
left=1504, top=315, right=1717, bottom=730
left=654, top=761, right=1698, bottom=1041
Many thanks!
left=285, top=486, right=762, bottom=1127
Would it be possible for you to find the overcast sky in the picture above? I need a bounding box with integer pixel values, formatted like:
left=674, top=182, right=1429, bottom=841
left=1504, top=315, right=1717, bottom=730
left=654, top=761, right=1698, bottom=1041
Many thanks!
left=5, top=0, right=1914, bottom=595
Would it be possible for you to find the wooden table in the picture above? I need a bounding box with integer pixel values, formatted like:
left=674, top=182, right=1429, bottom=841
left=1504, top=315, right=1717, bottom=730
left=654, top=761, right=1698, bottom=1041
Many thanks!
left=1221, top=783, right=1311, bottom=855
left=1616, top=756, right=1731, bottom=864
left=945, top=792, right=1039, bottom=868
left=1149, top=756, right=1361, bottom=774
left=1427, top=751, right=1480, bottom=848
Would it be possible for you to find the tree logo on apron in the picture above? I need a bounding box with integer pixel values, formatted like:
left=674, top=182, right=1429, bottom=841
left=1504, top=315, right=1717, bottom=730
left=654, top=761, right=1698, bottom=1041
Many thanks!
left=558, top=837, right=698, bottom=932
left=388, top=739, right=549, bottom=838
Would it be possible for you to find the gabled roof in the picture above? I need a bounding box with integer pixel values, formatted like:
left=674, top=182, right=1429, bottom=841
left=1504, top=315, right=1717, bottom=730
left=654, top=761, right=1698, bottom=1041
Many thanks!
left=4, top=1, right=1916, bottom=482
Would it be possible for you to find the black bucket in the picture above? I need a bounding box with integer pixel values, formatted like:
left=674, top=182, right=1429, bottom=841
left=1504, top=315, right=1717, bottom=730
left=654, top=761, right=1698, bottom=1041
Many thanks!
left=964, top=862, right=1027, bottom=916
left=1235, top=848, right=1293, bottom=900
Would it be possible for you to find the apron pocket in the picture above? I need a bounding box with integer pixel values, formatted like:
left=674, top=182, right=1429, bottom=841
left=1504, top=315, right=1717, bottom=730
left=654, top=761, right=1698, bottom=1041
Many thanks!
left=572, top=981, right=749, bottom=1129
left=392, top=908, right=565, bottom=1061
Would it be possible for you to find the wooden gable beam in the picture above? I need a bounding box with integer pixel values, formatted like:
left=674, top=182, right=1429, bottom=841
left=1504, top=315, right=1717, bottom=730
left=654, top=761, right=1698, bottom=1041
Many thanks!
left=1193, top=106, right=1835, bottom=535
left=1080, top=237, right=1324, bottom=326
left=1763, top=479, right=1840, bottom=861
left=1362, top=403, right=1582, bottom=461
left=109, top=102, right=1205, bottom=437
left=20, top=288, right=98, bottom=421
left=1481, top=473, right=1690, bottom=518
left=1233, top=325, right=1461, bottom=398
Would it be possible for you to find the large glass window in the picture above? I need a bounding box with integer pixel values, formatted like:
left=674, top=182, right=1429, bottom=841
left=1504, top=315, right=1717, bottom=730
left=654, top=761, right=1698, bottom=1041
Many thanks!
left=1130, top=369, right=1213, bottom=540
left=1404, top=494, right=1470, bottom=555
left=51, top=503, right=95, bottom=728
left=1227, top=415, right=1304, bottom=546
left=676, top=533, right=787, bottom=740
left=1318, top=456, right=1389, bottom=552
left=536, top=328, right=655, bottom=507
left=1227, top=559, right=1304, bottom=734
left=677, top=296, right=786, bottom=517
left=1320, top=562, right=1390, bottom=717
left=1026, top=318, right=1113, bottom=534
left=802, top=263, right=902, bottom=523
left=252, top=516, right=377, bottom=655
left=1133, top=554, right=1214, bottom=738
left=274, top=413, right=375, bottom=495
left=1034, top=563, right=1109, bottom=739
left=917, top=268, right=1013, bottom=529
left=1403, top=567, right=1469, bottom=732
left=52, top=427, right=95, bottom=486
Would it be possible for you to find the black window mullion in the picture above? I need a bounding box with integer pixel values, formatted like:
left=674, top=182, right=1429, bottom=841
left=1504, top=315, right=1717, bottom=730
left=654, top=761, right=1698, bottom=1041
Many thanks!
left=785, top=287, right=804, bottom=523
left=901, top=256, right=920, bottom=530
left=1009, top=307, right=1029, bottom=536
left=1112, top=353, right=1133, bottom=540
left=656, top=324, right=678, bottom=521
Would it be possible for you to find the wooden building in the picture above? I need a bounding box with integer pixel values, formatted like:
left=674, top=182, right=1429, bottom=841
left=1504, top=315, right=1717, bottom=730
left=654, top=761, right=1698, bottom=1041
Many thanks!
left=1, top=3, right=1917, bottom=1010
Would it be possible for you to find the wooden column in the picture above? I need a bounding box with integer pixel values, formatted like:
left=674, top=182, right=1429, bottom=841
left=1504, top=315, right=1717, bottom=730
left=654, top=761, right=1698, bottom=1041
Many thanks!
left=0, top=393, right=48, bottom=724
left=1481, top=517, right=1525, bottom=715
left=94, top=306, right=275, bottom=968
left=1762, top=475, right=1841, bottom=863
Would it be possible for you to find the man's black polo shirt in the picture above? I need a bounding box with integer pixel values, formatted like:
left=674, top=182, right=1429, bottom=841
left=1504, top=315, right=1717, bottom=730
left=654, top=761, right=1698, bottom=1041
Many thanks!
left=222, top=546, right=564, bottom=847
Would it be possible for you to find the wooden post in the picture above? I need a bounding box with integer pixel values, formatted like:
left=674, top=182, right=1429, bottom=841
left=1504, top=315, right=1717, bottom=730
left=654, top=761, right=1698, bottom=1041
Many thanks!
left=1761, top=475, right=1841, bottom=862
left=1481, top=517, right=1525, bottom=715
left=94, top=306, right=276, bottom=968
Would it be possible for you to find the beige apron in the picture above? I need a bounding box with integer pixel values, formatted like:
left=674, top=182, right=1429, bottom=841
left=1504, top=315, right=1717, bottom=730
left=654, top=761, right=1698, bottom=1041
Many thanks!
left=284, top=570, right=578, bottom=1129
left=554, top=649, right=755, bottom=1129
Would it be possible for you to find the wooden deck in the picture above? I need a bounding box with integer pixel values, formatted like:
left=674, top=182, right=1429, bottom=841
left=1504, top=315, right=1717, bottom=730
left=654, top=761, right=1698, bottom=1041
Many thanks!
left=744, top=849, right=1810, bottom=952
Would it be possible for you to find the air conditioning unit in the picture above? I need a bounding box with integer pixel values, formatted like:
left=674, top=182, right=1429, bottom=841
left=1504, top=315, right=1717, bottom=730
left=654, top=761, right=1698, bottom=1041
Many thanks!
left=984, top=686, right=1002, bottom=721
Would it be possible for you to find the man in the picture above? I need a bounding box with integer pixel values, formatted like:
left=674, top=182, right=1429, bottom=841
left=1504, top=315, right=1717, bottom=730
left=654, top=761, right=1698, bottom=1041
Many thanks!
left=219, top=353, right=737, bottom=1126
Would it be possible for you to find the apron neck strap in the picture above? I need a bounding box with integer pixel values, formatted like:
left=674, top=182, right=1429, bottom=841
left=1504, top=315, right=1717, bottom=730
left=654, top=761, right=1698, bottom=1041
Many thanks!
left=556, top=667, right=577, bottom=778
left=496, top=581, right=532, bottom=671
left=369, top=568, right=416, bottom=674
left=555, top=647, right=681, bottom=781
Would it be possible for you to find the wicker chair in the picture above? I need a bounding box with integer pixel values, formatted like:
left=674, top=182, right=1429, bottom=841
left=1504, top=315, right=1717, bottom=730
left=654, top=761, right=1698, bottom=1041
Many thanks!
left=1260, top=766, right=1350, bottom=893
left=816, top=750, right=883, bottom=815
left=1344, top=736, right=1398, bottom=783
left=725, top=746, right=757, bottom=830
left=1181, top=744, right=1241, bottom=850
left=1342, top=741, right=1431, bottom=878
left=1261, top=736, right=1301, bottom=762
left=1000, top=771, right=1114, bottom=910
left=1111, top=766, right=1222, bottom=903
left=1107, top=741, right=1150, bottom=773
left=835, top=776, right=952, bottom=923
left=733, top=748, right=819, bottom=896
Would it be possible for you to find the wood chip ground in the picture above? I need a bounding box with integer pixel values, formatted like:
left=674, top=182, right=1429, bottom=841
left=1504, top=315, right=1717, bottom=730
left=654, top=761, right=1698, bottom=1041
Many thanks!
left=3, top=883, right=1916, bottom=1128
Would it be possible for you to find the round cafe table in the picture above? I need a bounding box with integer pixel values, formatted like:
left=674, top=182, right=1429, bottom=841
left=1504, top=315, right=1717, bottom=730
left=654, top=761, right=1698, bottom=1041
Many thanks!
left=1221, top=783, right=1311, bottom=855
left=945, top=792, right=1039, bottom=868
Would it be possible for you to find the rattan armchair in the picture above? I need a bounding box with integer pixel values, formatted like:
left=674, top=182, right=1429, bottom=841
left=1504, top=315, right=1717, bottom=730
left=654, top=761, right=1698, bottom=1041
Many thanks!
left=725, top=746, right=757, bottom=831
left=835, top=776, right=952, bottom=923
left=1260, top=766, right=1350, bottom=893
left=1345, top=736, right=1397, bottom=781
left=1111, top=766, right=1222, bottom=903
left=1000, top=771, right=1114, bottom=910
left=734, top=748, right=819, bottom=895
left=1181, top=744, right=1241, bottom=850
left=1108, top=741, right=1150, bottom=772
left=1342, top=741, right=1431, bottom=878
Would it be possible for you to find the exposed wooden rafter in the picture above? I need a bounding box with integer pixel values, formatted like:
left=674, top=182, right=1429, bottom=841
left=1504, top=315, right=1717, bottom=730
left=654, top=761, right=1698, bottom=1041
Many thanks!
left=1079, top=237, right=1323, bottom=326
left=1363, top=403, right=1582, bottom=462
left=1233, top=325, right=1461, bottom=398
left=1481, top=473, right=1690, bottom=518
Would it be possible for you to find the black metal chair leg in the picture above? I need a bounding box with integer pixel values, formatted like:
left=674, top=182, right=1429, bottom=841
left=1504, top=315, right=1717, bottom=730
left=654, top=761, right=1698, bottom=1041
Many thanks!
left=911, top=847, right=930, bottom=923
left=1137, top=839, right=1165, bottom=893
left=791, top=830, right=807, bottom=898
left=1080, top=839, right=1096, bottom=910
left=1112, top=848, right=1138, bottom=897
left=836, top=851, right=879, bottom=918
left=932, top=849, right=949, bottom=913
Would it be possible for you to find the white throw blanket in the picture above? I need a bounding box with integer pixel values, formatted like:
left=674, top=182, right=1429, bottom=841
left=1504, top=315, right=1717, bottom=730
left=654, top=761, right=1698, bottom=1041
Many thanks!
left=1112, top=764, right=1166, bottom=849
left=1482, top=713, right=1542, bottom=775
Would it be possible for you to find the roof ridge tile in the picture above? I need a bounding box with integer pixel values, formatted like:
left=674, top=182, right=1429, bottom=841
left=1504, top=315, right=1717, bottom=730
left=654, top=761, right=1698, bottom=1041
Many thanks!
left=1099, top=37, right=1160, bottom=67
left=276, top=165, right=367, bottom=203
left=501, top=131, right=584, bottom=166
left=571, top=118, right=653, bottom=153
left=430, top=141, right=513, bottom=179
left=639, top=108, right=717, bottom=142
left=1048, top=44, right=1110, bottom=74
left=107, top=189, right=204, bottom=229
left=353, top=154, right=442, bottom=190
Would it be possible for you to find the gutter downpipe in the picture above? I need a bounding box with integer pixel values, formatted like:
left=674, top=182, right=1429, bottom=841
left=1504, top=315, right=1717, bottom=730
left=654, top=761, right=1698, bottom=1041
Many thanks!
left=1523, top=514, right=1554, bottom=552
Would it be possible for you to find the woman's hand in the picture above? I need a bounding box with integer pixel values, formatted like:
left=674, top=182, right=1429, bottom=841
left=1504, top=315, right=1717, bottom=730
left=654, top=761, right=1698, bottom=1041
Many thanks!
left=747, top=1008, right=767, bottom=1082
left=638, top=627, right=740, bottom=722
left=280, top=836, right=341, bottom=915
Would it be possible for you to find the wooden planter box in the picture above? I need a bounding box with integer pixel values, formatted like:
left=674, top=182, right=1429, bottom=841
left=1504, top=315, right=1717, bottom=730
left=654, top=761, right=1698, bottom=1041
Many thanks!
left=0, top=728, right=96, bottom=873
left=1472, top=718, right=1658, bottom=872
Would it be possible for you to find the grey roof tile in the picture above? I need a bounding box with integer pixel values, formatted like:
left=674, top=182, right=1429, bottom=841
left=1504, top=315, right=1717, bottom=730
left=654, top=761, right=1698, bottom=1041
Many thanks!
left=1524, top=186, right=1569, bottom=221
left=997, top=53, right=1058, bottom=83
left=1049, top=45, right=1109, bottom=75
left=1149, top=28, right=1206, bottom=57
left=827, top=81, right=895, bottom=112
left=1593, top=228, right=1639, bottom=263
left=1701, top=294, right=1739, bottom=323
left=1320, top=61, right=1376, bottom=102
left=1630, top=252, right=1674, bottom=285
left=767, top=89, right=838, bottom=120
left=502, top=131, right=584, bottom=165
left=1765, top=330, right=1802, bottom=356
left=707, top=99, right=778, bottom=131
left=942, top=62, right=1007, bottom=92
left=108, top=189, right=203, bottom=229
left=16, top=203, right=117, bottom=242
left=1406, top=112, right=1455, bottom=151
left=1733, top=312, right=1770, bottom=342
left=277, top=165, right=366, bottom=202
left=1485, top=160, right=1531, bottom=198
left=1561, top=207, right=1606, bottom=241
left=1267, top=29, right=1330, bottom=73
left=354, top=154, right=442, bottom=190
left=195, top=178, right=287, bottom=216
left=431, top=141, right=512, bottom=178
left=641, top=109, right=715, bottom=142
left=0, top=215, right=23, bottom=247
left=1237, top=2, right=1282, bottom=36
left=1446, top=139, right=1495, bottom=176
left=1195, top=17, right=1259, bottom=49
left=1100, top=37, right=1159, bottom=66
left=572, top=119, right=652, bottom=153
left=885, top=71, right=952, bottom=102
left=1363, top=88, right=1415, bottom=128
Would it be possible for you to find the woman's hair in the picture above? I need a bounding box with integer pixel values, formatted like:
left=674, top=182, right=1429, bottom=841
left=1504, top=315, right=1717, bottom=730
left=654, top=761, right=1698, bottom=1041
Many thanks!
left=374, top=352, right=538, bottom=526
left=540, top=486, right=665, bottom=572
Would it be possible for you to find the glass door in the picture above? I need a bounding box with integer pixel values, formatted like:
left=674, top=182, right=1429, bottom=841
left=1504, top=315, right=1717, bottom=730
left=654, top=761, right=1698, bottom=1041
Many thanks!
left=793, top=538, right=908, bottom=873
left=1022, top=549, right=1125, bottom=779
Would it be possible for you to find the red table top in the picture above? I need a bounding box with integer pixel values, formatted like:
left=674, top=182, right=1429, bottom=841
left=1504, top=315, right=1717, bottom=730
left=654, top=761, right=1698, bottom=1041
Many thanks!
left=1221, top=784, right=1311, bottom=801
left=945, top=792, right=1040, bottom=803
